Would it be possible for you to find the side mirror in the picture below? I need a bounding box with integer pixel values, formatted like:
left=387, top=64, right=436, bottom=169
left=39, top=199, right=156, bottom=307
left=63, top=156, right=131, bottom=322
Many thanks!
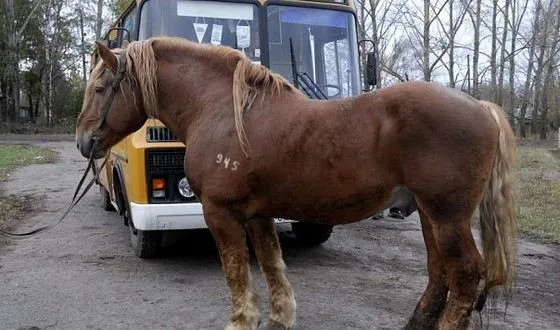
left=365, top=52, right=377, bottom=87
left=105, top=27, right=131, bottom=49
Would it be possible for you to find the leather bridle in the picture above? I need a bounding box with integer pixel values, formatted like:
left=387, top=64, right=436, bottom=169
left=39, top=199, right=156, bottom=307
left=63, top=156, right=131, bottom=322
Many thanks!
left=0, top=52, right=128, bottom=238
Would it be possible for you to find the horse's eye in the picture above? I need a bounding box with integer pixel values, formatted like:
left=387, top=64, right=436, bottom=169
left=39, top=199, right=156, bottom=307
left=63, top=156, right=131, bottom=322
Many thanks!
left=95, top=86, right=105, bottom=93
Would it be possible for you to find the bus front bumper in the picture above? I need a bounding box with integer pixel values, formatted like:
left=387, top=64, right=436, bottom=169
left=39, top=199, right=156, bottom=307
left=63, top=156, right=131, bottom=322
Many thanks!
left=129, top=202, right=206, bottom=231
left=129, top=202, right=295, bottom=231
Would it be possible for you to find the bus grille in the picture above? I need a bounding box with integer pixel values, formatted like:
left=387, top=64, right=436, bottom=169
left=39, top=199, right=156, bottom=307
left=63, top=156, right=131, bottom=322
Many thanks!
left=146, top=127, right=179, bottom=142
left=146, top=149, right=184, bottom=173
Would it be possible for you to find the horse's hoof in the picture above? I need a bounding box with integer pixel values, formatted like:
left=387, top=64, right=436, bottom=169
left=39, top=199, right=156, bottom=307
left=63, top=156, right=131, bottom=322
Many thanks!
left=267, top=320, right=291, bottom=330
left=388, top=208, right=405, bottom=219
left=225, top=319, right=260, bottom=330
left=371, top=212, right=384, bottom=220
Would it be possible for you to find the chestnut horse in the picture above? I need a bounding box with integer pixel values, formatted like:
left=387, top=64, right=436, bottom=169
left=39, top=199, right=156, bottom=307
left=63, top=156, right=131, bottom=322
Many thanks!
left=76, top=37, right=517, bottom=330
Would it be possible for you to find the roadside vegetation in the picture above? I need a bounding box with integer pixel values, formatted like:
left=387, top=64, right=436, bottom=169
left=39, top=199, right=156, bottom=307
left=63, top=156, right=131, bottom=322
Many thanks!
left=517, top=144, right=560, bottom=243
left=0, top=144, right=56, bottom=230
left=0, top=144, right=56, bottom=180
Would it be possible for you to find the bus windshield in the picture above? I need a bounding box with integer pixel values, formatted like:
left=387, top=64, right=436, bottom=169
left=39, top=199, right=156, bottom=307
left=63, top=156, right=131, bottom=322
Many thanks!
left=139, top=0, right=261, bottom=62
left=137, top=0, right=361, bottom=97
left=267, top=6, right=360, bottom=98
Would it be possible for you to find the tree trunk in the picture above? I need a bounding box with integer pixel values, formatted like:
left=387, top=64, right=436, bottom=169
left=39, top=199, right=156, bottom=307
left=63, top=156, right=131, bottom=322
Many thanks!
left=357, top=0, right=367, bottom=88
left=423, top=0, right=431, bottom=81
left=497, top=0, right=511, bottom=106
left=79, top=8, right=88, bottom=84
left=369, top=0, right=382, bottom=88
left=518, top=0, right=542, bottom=138
left=530, top=0, right=553, bottom=136
left=27, top=93, right=35, bottom=123
left=508, top=0, right=531, bottom=128
left=33, top=97, right=40, bottom=121
left=490, top=0, right=498, bottom=101
left=467, top=54, right=471, bottom=94
left=96, top=0, right=104, bottom=41
left=539, top=2, right=560, bottom=139
left=472, top=0, right=481, bottom=98
left=0, top=81, right=7, bottom=123
left=508, top=0, right=518, bottom=127
left=4, top=0, right=19, bottom=124
left=448, top=0, right=455, bottom=88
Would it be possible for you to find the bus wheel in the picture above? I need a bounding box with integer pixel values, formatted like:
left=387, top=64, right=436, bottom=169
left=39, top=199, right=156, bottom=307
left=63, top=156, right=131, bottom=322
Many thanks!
left=291, top=222, right=333, bottom=246
left=100, top=186, right=115, bottom=212
left=129, top=219, right=161, bottom=258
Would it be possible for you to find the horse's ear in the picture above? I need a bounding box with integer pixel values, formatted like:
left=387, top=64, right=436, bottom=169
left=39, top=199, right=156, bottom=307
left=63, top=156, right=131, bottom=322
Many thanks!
left=121, top=40, right=130, bottom=49
left=95, top=41, right=118, bottom=73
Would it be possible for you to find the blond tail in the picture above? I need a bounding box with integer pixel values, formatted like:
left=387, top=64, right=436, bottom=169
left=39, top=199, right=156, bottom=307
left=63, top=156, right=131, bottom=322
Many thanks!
left=477, top=101, right=517, bottom=308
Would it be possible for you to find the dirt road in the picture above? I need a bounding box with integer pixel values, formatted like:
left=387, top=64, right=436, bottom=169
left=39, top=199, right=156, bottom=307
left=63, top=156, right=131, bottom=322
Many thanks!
left=1, top=140, right=559, bottom=330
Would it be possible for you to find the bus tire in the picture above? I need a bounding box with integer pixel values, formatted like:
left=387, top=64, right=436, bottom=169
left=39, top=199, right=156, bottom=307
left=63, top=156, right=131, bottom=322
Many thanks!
left=100, top=186, right=115, bottom=212
left=291, top=222, right=333, bottom=246
left=129, top=218, right=161, bottom=258
left=113, top=174, right=127, bottom=226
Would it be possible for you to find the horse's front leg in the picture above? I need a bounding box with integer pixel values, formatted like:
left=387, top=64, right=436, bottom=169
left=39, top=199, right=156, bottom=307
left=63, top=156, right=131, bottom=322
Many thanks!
left=246, top=218, right=296, bottom=329
left=203, top=201, right=260, bottom=330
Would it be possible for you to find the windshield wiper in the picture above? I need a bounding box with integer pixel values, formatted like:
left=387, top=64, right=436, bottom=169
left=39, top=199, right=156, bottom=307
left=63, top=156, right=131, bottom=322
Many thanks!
left=289, top=38, right=328, bottom=100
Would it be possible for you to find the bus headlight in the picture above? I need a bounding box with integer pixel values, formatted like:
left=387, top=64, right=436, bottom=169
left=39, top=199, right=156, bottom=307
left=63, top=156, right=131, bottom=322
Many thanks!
left=178, top=177, right=195, bottom=198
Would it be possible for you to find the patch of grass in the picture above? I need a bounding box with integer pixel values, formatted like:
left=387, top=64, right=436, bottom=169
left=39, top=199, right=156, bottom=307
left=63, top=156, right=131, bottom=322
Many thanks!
left=0, top=144, right=57, bottom=181
left=517, top=146, right=560, bottom=243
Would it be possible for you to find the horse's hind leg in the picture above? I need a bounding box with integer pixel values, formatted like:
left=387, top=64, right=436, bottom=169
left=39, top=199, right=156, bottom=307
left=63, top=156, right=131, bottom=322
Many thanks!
left=404, top=209, right=448, bottom=330
left=203, top=201, right=260, bottom=330
left=246, top=218, right=296, bottom=329
left=432, top=216, right=485, bottom=330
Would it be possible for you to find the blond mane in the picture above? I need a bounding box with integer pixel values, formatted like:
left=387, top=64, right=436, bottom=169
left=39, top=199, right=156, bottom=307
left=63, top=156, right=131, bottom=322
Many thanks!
left=231, top=52, right=301, bottom=156
left=124, top=40, right=159, bottom=117
left=119, top=37, right=299, bottom=157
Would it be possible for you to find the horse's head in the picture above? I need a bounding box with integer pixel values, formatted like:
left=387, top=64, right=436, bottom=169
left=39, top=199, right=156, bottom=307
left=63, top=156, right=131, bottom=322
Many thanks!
left=76, top=41, right=147, bottom=159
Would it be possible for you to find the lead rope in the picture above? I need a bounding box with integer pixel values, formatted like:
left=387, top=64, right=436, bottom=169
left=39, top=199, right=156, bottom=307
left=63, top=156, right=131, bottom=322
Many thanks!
left=0, top=143, right=109, bottom=238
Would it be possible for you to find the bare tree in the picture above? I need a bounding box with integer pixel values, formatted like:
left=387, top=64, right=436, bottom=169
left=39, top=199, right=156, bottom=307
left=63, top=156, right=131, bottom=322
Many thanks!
left=356, top=0, right=405, bottom=88
left=497, top=0, right=511, bottom=105
left=40, top=0, right=74, bottom=125
left=423, top=0, right=431, bottom=80
left=356, top=0, right=369, bottom=87
left=78, top=8, right=87, bottom=84
left=95, top=0, right=104, bottom=40
left=382, top=38, right=415, bottom=83
left=401, top=0, right=450, bottom=82
left=465, top=0, right=482, bottom=97
left=435, top=0, right=470, bottom=88
left=507, top=0, right=530, bottom=125
left=518, top=0, right=542, bottom=138
left=490, top=0, right=498, bottom=101
left=530, top=0, right=555, bottom=135
left=447, top=0, right=457, bottom=87
left=539, top=1, right=560, bottom=138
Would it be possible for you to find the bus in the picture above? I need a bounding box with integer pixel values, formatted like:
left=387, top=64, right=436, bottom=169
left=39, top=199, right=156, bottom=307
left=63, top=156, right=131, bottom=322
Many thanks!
left=95, top=0, right=374, bottom=258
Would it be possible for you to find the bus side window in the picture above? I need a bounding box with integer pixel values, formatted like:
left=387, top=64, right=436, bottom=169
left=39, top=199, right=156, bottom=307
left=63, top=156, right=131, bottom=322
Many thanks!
left=121, top=6, right=136, bottom=42
left=107, top=6, right=136, bottom=49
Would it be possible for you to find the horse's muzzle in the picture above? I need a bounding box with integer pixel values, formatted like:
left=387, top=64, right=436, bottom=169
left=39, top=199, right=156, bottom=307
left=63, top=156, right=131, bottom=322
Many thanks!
left=76, top=131, right=105, bottom=159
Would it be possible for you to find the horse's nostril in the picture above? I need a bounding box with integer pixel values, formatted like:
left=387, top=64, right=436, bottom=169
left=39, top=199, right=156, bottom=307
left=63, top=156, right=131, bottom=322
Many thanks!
left=76, top=132, right=95, bottom=158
